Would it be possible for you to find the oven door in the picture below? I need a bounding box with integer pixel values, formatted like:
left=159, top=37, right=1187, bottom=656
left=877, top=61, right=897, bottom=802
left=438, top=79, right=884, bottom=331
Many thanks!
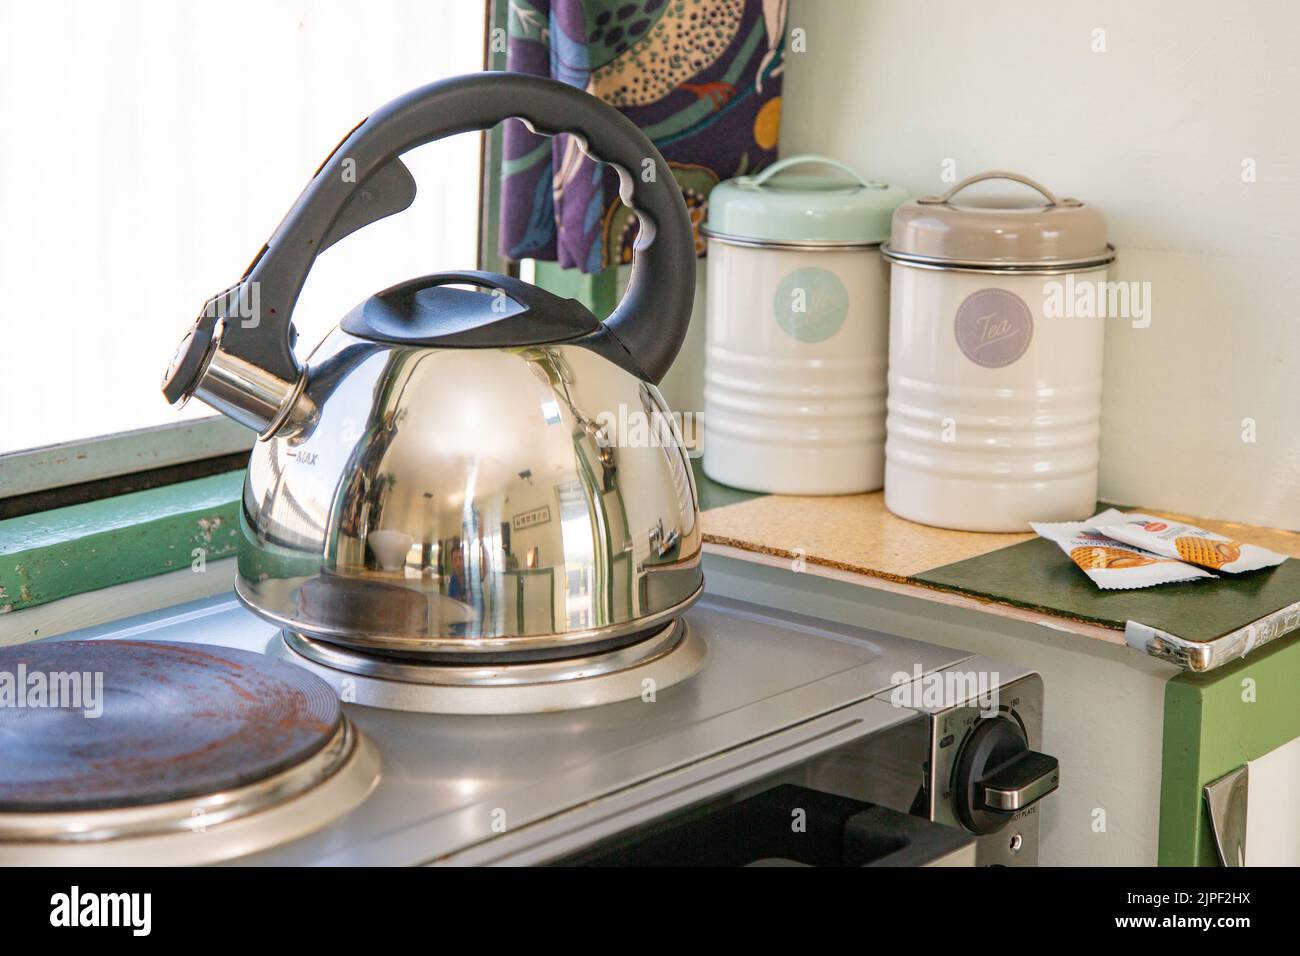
left=443, top=697, right=971, bottom=867
left=548, top=703, right=974, bottom=867
left=556, top=781, right=975, bottom=866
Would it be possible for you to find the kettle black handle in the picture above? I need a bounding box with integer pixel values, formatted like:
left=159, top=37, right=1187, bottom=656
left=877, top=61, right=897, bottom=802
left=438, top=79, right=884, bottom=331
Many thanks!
left=236, top=72, right=692, bottom=391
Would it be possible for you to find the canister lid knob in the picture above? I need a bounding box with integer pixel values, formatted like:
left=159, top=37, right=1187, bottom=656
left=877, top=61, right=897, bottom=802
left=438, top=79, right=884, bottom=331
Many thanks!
left=917, top=170, right=1081, bottom=208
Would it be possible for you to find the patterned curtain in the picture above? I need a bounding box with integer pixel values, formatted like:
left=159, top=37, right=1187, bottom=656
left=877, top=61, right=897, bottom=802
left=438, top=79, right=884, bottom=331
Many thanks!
left=499, top=0, right=788, bottom=273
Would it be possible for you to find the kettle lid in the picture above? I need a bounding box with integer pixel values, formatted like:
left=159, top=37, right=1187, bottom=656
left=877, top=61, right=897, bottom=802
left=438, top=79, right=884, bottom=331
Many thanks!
left=340, top=270, right=600, bottom=348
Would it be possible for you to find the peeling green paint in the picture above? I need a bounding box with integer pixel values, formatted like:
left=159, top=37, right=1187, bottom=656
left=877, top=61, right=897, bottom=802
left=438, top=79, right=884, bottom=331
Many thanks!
left=0, top=471, right=244, bottom=614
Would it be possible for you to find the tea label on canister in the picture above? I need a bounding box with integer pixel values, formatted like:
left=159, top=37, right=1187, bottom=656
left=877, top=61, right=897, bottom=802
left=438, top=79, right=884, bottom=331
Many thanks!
left=773, top=266, right=849, bottom=343
left=953, top=288, right=1034, bottom=368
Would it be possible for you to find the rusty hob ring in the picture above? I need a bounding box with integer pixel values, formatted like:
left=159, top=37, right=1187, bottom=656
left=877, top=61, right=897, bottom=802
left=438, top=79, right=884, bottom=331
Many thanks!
left=0, top=640, right=342, bottom=812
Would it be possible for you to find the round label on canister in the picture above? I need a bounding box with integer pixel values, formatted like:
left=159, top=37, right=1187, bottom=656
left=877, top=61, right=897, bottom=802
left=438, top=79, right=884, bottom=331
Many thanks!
left=773, top=267, right=848, bottom=343
left=953, top=288, right=1033, bottom=368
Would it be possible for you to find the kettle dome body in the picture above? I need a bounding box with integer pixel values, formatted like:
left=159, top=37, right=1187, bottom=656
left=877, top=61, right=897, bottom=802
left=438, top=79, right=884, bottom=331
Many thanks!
left=237, top=329, right=702, bottom=658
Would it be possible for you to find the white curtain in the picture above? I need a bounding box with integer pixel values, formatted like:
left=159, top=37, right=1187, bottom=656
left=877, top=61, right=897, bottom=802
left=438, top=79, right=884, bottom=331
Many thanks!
left=0, top=0, right=486, bottom=453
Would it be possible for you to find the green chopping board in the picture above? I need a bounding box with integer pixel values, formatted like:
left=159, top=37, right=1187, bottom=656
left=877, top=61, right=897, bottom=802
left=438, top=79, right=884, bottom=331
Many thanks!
left=915, top=536, right=1300, bottom=644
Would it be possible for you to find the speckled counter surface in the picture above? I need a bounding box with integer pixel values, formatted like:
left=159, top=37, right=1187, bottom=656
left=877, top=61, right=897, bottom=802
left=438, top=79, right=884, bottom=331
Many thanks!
left=694, top=462, right=1300, bottom=671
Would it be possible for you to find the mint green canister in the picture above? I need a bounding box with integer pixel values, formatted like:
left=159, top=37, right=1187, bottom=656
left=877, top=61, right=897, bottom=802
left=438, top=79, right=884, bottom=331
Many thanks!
left=701, top=156, right=908, bottom=494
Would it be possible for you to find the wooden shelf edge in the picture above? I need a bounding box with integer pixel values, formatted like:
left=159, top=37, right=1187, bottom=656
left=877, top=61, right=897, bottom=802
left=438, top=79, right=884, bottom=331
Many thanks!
left=702, top=540, right=1127, bottom=647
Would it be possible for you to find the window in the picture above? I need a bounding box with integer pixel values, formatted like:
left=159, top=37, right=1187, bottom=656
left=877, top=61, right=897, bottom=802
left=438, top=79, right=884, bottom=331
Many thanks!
left=0, top=0, right=487, bottom=457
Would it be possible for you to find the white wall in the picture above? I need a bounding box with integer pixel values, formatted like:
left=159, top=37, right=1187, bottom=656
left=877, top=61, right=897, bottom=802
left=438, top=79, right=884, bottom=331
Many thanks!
left=774, top=0, right=1300, bottom=530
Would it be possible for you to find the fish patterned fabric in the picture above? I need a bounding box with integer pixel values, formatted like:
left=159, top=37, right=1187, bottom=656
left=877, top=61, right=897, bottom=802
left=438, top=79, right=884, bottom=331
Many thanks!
left=500, top=0, right=788, bottom=274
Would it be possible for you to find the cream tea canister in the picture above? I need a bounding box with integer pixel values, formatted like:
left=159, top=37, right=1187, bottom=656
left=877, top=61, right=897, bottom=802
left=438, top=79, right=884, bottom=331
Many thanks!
left=701, top=155, right=908, bottom=494
left=881, top=171, right=1116, bottom=532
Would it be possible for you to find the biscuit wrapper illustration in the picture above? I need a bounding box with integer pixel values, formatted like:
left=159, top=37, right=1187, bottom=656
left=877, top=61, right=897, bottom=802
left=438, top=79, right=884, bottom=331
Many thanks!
left=1094, top=513, right=1288, bottom=573
left=1032, top=510, right=1216, bottom=589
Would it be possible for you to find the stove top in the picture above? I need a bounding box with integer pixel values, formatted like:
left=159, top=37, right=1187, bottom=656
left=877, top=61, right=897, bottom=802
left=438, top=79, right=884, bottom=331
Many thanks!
left=5, top=593, right=976, bottom=865
left=0, top=641, right=341, bottom=812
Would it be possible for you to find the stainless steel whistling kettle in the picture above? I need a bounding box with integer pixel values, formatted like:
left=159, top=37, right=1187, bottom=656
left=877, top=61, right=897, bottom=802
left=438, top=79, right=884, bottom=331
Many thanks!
left=162, top=73, right=701, bottom=663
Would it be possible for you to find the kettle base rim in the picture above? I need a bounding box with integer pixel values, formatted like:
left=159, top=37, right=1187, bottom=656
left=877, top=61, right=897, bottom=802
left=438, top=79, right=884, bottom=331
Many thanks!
left=235, top=577, right=704, bottom=663
left=271, top=619, right=707, bottom=714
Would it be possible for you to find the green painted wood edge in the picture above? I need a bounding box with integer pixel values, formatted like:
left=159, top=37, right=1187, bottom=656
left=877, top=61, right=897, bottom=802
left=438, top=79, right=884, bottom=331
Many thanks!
left=0, top=471, right=244, bottom=613
left=0, top=417, right=252, bottom=498
left=534, top=261, right=619, bottom=318
left=1158, top=631, right=1300, bottom=865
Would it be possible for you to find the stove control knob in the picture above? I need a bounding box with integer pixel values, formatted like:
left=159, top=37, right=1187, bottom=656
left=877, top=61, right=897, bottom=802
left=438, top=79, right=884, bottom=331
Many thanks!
left=953, top=716, right=1059, bottom=835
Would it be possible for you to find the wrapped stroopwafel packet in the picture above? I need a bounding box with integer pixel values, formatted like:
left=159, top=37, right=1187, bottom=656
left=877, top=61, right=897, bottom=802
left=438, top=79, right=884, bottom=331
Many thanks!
left=1094, top=512, right=1288, bottom=573
left=1032, top=510, right=1216, bottom=590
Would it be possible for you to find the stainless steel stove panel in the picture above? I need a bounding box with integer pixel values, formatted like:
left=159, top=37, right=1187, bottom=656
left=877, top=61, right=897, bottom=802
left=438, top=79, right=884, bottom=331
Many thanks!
left=51, top=593, right=974, bottom=865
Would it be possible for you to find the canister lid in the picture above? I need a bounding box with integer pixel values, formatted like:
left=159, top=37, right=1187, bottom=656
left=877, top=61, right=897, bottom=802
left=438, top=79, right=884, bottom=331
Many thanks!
left=883, top=171, right=1114, bottom=271
left=703, top=154, right=908, bottom=248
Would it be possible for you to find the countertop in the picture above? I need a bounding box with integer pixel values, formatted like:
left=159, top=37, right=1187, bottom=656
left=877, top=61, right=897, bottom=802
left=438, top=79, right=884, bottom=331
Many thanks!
left=693, top=463, right=1300, bottom=672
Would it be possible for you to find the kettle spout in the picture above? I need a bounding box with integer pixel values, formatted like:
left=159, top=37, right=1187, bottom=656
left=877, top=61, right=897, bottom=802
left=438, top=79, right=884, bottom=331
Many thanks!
left=161, top=286, right=305, bottom=437
left=187, top=343, right=304, bottom=436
